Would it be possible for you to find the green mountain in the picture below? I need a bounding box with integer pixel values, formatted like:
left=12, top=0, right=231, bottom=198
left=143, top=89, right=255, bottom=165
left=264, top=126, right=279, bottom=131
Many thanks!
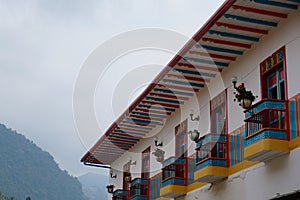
left=0, top=124, right=86, bottom=200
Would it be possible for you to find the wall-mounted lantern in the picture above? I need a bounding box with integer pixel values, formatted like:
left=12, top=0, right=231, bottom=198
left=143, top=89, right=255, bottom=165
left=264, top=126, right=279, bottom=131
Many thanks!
left=232, top=76, right=256, bottom=109
left=190, top=110, right=200, bottom=121
left=124, top=172, right=132, bottom=182
left=110, top=169, right=117, bottom=179
left=129, top=157, right=136, bottom=165
left=106, top=185, right=114, bottom=193
left=188, top=129, right=200, bottom=142
left=152, top=148, right=165, bottom=163
left=154, top=137, right=163, bottom=147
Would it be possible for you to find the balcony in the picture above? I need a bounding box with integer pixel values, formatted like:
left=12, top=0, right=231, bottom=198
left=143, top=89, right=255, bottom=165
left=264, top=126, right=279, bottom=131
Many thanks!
left=112, top=189, right=128, bottom=200
left=160, top=157, right=187, bottom=198
left=194, top=133, right=228, bottom=183
left=244, top=99, right=289, bottom=162
left=130, top=178, right=149, bottom=200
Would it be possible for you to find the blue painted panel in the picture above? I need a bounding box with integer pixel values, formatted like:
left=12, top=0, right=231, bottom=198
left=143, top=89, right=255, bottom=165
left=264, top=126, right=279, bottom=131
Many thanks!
left=236, top=131, right=241, bottom=163
left=246, top=130, right=287, bottom=146
left=230, top=135, right=235, bottom=166
left=242, top=127, right=246, bottom=159
left=289, top=100, right=297, bottom=139
left=162, top=178, right=185, bottom=187
left=131, top=111, right=167, bottom=119
left=196, top=158, right=227, bottom=170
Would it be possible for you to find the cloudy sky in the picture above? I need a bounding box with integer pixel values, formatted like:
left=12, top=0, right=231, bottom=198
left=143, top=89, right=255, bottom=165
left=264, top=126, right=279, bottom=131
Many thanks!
left=0, top=0, right=225, bottom=176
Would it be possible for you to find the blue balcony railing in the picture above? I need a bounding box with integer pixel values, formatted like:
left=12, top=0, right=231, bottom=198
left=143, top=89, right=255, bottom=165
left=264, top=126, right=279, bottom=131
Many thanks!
left=112, top=189, right=128, bottom=200
left=244, top=99, right=287, bottom=146
left=161, top=157, right=186, bottom=187
left=130, top=178, right=148, bottom=200
left=196, top=133, right=228, bottom=169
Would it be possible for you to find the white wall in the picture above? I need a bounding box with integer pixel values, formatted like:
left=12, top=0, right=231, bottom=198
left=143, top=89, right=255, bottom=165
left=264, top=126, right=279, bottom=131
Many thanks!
left=109, top=4, right=300, bottom=200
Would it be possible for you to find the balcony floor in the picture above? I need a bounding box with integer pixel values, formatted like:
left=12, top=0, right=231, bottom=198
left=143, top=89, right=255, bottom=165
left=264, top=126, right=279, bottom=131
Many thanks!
left=194, top=165, right=228, bottom=183
left=244, top=138, right=289, bottom=162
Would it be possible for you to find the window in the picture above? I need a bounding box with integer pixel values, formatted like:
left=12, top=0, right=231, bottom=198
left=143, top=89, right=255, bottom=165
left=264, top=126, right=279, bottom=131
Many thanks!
left=175, top=119, right=188, bottom=158
left=260, top=46, right=287, bottom=101
left=141, top=147, right=150, bottom=179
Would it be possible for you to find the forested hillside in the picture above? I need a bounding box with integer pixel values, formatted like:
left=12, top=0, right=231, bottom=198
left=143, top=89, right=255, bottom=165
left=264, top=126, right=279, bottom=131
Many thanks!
left=0, top=124, right=86, bottom=200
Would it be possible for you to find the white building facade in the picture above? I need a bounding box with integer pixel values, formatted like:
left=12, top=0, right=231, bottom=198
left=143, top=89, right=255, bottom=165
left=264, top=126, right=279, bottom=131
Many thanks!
left=81, top=1, right=300, bottom=199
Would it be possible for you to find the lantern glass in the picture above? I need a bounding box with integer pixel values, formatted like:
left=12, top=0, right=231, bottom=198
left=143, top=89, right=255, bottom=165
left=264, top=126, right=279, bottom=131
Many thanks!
left=240, top=98, right=252, bottom=109
left=188, top=130, right=199, bottom=142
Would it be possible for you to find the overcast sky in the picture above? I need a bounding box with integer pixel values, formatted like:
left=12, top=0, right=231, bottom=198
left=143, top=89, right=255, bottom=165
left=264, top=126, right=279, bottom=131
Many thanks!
left=0, top=0, right=225, bottom=176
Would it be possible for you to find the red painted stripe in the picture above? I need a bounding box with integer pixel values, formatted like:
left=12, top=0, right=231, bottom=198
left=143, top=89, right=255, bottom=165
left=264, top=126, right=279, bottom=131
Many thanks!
left=96, top=148, right=125, bottom=154
left=177, top=62, right=222, bottom=72
left=216, top=22, right=268, bottom=35
left=158, top=84, right=199, bottom=92
left=189, top=50, right=236, bottom=61
left=129, top=114, right=164, bottom=122
left=107, top=138, right=138, bottom=144
left=102, top=141, right=133, bottom=148
left=121, top=121, right=156, bottom=128
left=115, top=127, right=148, bottom=134
left=202, top=37, right=251, bottom=48
left=166, top=73, right=211, bottom=83
left=232, top=5, right=287, bottom=18
left=149, top=92, right=189, bottom=101
left=111, top=131, right=144, bottom=138
left=141, top=100, right=179, bottom=109
left=134, top=108, right=171, bottom=115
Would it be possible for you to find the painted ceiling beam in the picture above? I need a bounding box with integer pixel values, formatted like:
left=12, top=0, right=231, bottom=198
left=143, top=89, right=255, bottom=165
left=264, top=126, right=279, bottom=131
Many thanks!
left=137, top=104, right=176, bottom=112
left=113, top=129, right=147, bottom=136
left=208, top=30, right=260, bottom=42
left=118, top=123, right=153, bottom=131
left=108, top=135, right=140, bottom=142
left=141, top=100, right=179, bottom=109
left=188, top=50, right=236, bottom=61
left=177, top=62, right=223, bottom=72
left=159, top=83, right=200, bottom=92
left=149, top=91, right=190, bottom=101
left=162, top=78, right=205, bottom=89
left=202, top=37, right=251, bottom=49
left=101, top=144, right=129, bottom=151
left=173, top=68, right=217, bottom=78
left=197, top=44, right=244, bottom=55
left=166, top=73, right=210, bottom=83
left=129, top=114, right=164, bottom=123
left=131, top=110, right=167, bottom=119
left=183, top=56, right=229, bottom=67
left=125, top=116, right=164, bottom=126
left=153, top=87, right=194, bottom=97
left=115, top=127, right=148, bottom=134
left=252, top=0, right=298, bottom=9
left=216, top=22, right=268, bottom=34
left=224, top=14, right=277, bottom=27
left=145, top=96, right=183, bottom=105
left=231, top=5, right=287, bottom=18
left=134, top=107, right=171, bottom=115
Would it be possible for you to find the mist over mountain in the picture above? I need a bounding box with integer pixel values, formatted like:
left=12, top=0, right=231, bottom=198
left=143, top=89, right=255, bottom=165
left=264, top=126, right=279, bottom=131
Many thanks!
left=78, top=172, right=108, bottom=200
left=0, top=124, right=86, bottom=200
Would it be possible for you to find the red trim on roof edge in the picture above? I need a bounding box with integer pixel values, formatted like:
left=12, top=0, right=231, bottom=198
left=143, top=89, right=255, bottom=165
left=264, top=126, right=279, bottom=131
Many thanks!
left=81, top=0, right=236, bottom=163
